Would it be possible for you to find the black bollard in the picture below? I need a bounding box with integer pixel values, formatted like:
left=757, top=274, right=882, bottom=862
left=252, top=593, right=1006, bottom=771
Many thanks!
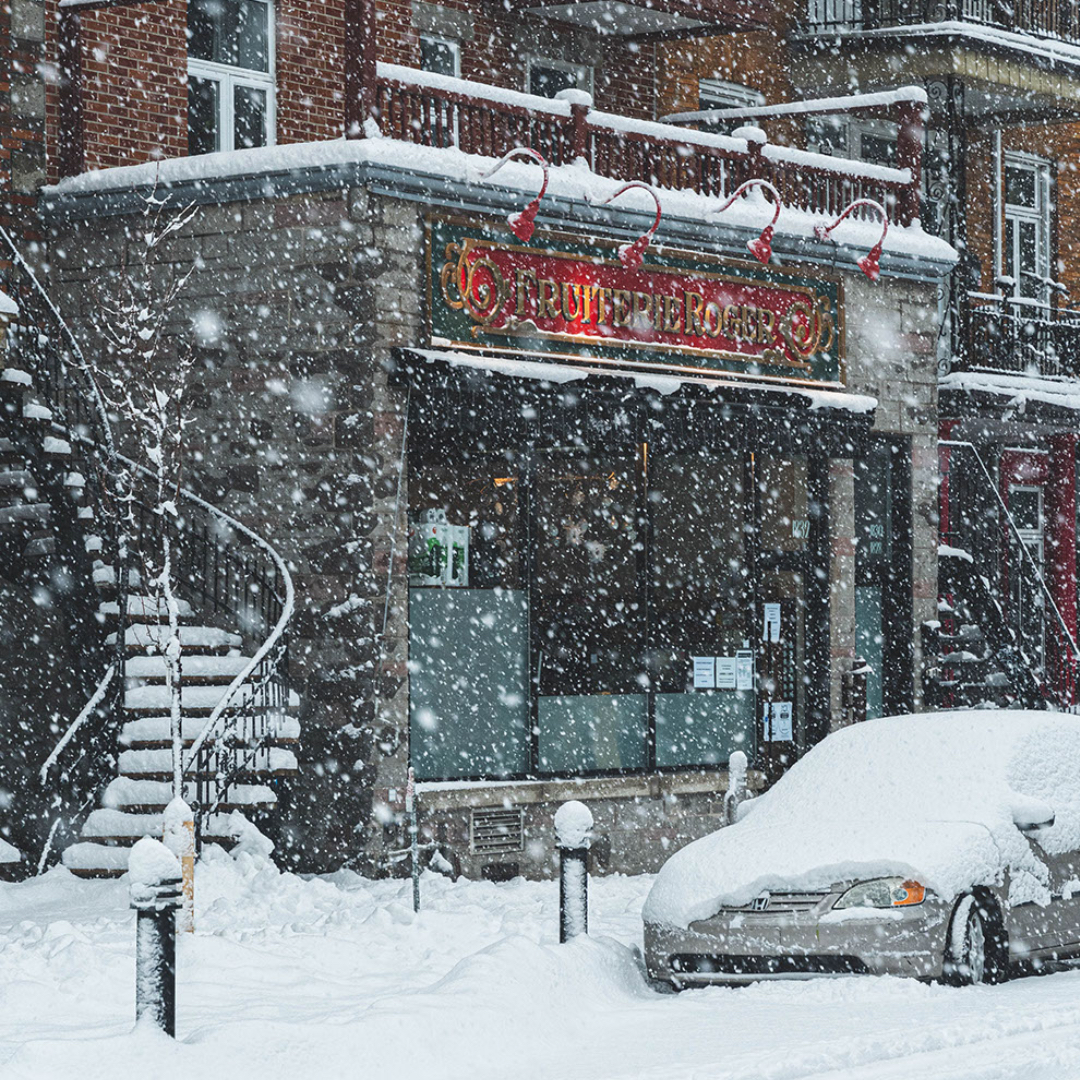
left=554, top=801, right=593, bottom=943
left=129, top=838, right=183, bottom=1037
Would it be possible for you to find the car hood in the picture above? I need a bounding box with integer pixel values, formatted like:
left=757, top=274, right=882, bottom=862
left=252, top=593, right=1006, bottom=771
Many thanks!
left=644, top=817, right=1042, bottom=930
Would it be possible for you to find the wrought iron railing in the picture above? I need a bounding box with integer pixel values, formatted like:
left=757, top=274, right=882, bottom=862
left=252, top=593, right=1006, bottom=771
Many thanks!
left=123, top=463, right=295, bottom=844
left=803, top=0, right=1080, bottom=44
left=960, top=295, right=1080, bottom=377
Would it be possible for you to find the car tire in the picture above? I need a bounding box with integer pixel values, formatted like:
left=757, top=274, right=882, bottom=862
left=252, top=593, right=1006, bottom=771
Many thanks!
left=944, top=893, right=1007, bottom=986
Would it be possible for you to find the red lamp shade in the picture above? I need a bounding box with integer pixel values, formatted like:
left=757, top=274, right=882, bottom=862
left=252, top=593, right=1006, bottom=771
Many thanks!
left=618, top=233, right=652, bottom=270
left=746, top=224, right=774, bottom=266
left=508, top=197, right=541, bottom=243
left=857, top=241, right=883, bottom=282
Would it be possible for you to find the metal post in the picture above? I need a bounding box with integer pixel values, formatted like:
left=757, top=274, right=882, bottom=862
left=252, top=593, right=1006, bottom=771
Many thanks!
left=406, top=766, right=420, bottom=913
left=129, top=838, right=183, bottom=1037
left=555, top=801, right=593, bottom=943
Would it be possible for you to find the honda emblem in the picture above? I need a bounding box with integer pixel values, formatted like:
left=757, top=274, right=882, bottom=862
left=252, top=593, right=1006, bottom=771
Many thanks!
left=750, top=893, right=771, bottom=912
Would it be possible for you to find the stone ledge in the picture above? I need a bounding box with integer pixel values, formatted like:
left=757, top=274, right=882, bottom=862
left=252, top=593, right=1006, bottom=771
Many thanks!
left=415, top=769, right=765, bottom=811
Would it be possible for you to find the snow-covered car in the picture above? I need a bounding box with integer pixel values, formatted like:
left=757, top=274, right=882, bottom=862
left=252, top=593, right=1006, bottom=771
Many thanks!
left=644, top=711, right=1080, bottom=987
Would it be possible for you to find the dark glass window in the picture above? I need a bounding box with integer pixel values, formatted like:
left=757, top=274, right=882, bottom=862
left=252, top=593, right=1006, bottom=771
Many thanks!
left=420, top=36, right=459, bottom=78
left=189, top=0, right=270, bottom=72
left=529, top=63, right=585, bottom=99
left=188, top=77, right=220, bottom=156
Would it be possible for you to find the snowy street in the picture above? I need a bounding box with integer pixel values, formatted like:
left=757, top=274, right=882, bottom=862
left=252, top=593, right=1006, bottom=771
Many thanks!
left=4, top=856, right=1080, bottom=1080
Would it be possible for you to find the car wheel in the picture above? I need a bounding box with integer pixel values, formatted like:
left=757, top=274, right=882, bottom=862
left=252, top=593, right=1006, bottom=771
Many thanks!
left=945, top=894, right=1006, bottom=986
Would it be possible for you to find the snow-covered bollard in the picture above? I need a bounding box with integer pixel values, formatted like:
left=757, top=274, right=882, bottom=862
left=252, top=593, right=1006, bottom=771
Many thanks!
left=555, top=801, right=593, bottom=943
left=723, top=750, right=749, bottom=826
left=162, top=797, right=195, bottom=933
left=129, top=837, right=183, bottom=1037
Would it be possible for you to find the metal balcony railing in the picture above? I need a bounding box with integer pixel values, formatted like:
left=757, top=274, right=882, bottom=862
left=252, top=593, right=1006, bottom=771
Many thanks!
left=959, top=294, right=1080, bottom=377
left=804, top=0, right=1080, bottom=43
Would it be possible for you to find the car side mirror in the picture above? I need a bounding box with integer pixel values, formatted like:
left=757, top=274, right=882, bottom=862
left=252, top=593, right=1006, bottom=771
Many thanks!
left=1012, top=799, right=1056, bottom=834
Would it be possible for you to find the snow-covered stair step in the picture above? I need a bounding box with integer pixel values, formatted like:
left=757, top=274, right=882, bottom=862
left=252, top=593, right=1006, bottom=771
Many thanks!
left=118, top=746, right=298, bottom=779
left=0, top=468, right=35, bottom=491
left=121, top=713, right=301, bottom=748
left=80, top=807, right=254, bottom=843
left=99, top=595, right=195, bottom=623
left=62, top=840, right=230, bottom=879
left=125, top=654, right=253, bottom=683
left=23, top=535, right=55, bottom=558
left=84, top=533, right=103, bottom=553
left=108, top=623, right=243, bottom=653
left=0, top=368, right=33, bottom=386
left=103, top=776, right=277, bottom=813
left=0, top=502, right=50, bottom=526
left=91, top=563, right=142, bottom=589
left=22, top=401, right=53, bottom=422
left=42, top=436, right=71, bottom=457
left=124, top=682, right=300, bottom=715
left=77, top=505, right=95, bottom=520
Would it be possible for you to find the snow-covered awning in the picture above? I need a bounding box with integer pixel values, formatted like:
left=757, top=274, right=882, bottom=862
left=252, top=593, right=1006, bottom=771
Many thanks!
left=400, top=347, right=877, bottom=415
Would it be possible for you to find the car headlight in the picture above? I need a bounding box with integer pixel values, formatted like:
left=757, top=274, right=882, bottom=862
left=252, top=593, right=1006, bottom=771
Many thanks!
left=834, top=877, right=926, bottom=909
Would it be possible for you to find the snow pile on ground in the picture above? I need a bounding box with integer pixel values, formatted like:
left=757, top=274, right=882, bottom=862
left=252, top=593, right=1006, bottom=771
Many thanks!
left=645, top=711, right=1080, bottom=928
left=6, top=849, right=1080, bottom=1078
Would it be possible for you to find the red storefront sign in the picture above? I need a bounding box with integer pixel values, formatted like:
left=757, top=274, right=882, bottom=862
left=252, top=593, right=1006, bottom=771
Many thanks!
left=429, top=219, right=845, bottom=386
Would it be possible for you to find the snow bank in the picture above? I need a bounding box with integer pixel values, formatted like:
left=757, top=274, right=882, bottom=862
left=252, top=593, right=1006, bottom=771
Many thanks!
left=644, top=711, right=1080, bottom=929
left=0, top=836, right=20, bottom=864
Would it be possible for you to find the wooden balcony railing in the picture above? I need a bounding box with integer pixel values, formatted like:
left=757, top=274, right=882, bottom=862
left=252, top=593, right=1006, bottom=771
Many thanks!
left=960, top=295, right=1080, bottom=377
left=804, top=0, right=1080, bottom=44
left=374, top=65, right=922, bottom=226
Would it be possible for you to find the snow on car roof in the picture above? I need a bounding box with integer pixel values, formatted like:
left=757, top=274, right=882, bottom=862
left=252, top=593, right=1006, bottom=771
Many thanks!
left=643, top=710, right=1080, bottom=929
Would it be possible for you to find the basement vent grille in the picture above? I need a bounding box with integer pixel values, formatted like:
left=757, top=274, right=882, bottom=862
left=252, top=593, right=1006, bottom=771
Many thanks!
left=470, top=807, right=524, bottom=854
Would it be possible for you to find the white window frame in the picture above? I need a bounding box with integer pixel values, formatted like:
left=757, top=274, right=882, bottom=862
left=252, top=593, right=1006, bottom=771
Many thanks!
left=525, top=56, right=593, bottom=99
left=697, top=78, right=764, bottom=111
left=419, top=32, right=461, bottom=78
left=188, top=0, right=276, bottom=154
left=999, top=150, right=1052, bottom=308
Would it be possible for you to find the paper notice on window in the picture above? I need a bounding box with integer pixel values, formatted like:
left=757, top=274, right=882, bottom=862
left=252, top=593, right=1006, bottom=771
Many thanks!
left=715, top=657, right=737, bottom=689
left=772, top=701, right=793, bottom=741
left=693, top=656, right=715, bottom=689
left=763, top=603, right=781, bottom=643
left=735, top=650, right=754, bottom=691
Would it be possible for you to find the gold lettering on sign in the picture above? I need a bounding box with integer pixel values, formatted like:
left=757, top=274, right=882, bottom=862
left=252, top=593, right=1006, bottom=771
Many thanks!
left=515, top=267, right=537, bottom=317
left=779, top=295, right=835, bottom=360
left=537, top=278, right=560, bottom=319
left=439, top=241, right=508, bottom=327
left=613, top=290, right=633, bottom=328
left=684, top=291, right=706, bottom=336
left=561, top=282, right=582, bottom=321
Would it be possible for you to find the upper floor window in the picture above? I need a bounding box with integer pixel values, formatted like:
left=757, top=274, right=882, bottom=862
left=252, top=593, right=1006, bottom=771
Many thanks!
left=188, top=0, right=275, bottom=156
left=527, top=58, right=591, bottom=99
left=420, top=33, right=460, bottom=78
left=1001, top=153, right=1052, bottom=306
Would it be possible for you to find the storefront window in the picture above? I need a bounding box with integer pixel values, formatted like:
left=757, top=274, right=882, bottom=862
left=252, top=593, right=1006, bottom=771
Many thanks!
left=533, top=449, right=647, bottom=773
left=408, top=453, right=529, bottom=780
left=855, top=446, right=892, bottom=720
left=406, top=418, right=829, bottom=781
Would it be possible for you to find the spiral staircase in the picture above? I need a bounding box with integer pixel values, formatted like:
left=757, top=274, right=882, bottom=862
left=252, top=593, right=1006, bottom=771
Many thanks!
left=0, top=229, right=299, bottom=879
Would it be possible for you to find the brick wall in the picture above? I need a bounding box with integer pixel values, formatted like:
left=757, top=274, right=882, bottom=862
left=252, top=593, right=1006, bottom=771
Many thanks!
left=43, top=0, right=660, bottom=181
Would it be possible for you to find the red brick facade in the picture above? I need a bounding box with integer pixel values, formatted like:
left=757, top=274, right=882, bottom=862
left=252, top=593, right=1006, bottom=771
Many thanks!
left=41, top=0, right=658, bottom=181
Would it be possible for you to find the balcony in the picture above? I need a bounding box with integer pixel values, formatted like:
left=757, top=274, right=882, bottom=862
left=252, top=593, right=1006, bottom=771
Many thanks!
left=959, top=295, right=1080, bottom=377
left=804, top=0, right=1080, bottom=46
left=497, top=0, right=773, bottom=36
left=374, top=66, right=923, bottom=224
